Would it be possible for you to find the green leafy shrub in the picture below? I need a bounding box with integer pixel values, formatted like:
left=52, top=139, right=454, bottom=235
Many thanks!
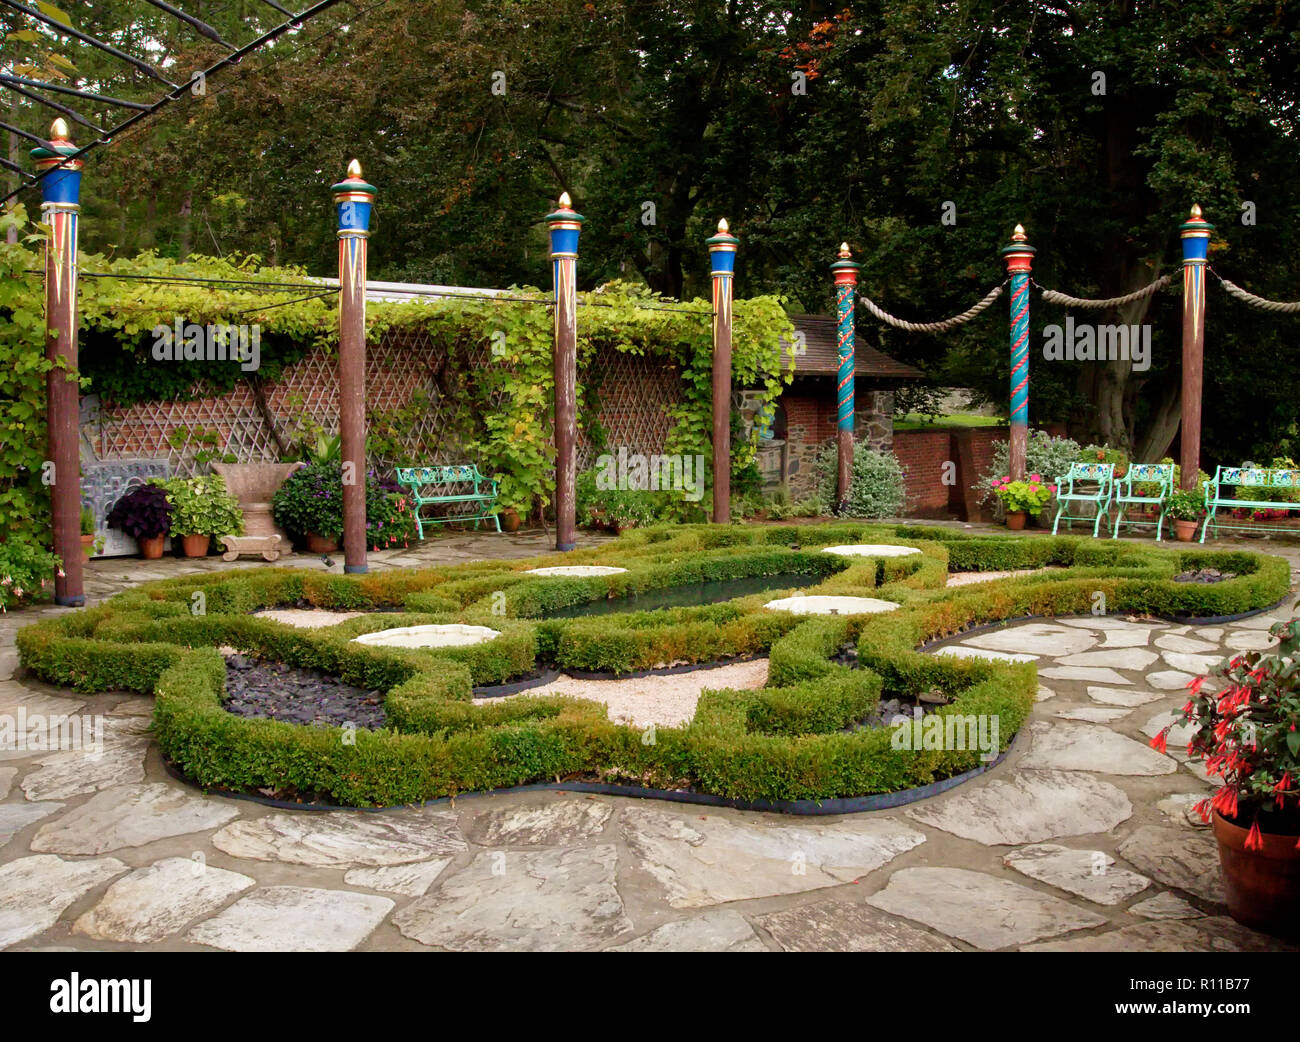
left=1165, top=489, right=1205, bottom=521
left=14, top=522, right=1289, bottom=806
left=163, top=474, right=244, bottom=538
left=0, top=539, right=60, bottom=611
left=815, top=442, right=906, bottom=518
left=991, top=475, right=1057, bottom=513
left=977, top=429, right=1081, bottom=506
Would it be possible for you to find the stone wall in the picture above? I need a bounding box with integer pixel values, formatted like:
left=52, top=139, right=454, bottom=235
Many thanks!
left=781, top=384, right=895, bottom=498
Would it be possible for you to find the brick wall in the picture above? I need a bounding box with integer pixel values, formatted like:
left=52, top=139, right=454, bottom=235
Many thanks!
left=893, top=429, right=953, bottom=517
left=782, top=383, right=894, bottom=497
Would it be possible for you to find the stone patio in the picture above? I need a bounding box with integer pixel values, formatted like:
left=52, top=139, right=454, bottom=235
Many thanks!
left=1, top=525, right=1297, bottom=952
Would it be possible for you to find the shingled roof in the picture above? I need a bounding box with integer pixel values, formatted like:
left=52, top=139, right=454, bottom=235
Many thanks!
left=782, top=315, right=925, bottom=380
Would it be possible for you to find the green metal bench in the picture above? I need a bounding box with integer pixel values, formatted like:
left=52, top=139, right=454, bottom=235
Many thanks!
left=395, top=464, right=501, bottom=539
left=1200, top=465, right=1300, bottom=542
left=1051, top=462, right=1115, bottom=537
left=1112, top=462, right=1174, bottom=541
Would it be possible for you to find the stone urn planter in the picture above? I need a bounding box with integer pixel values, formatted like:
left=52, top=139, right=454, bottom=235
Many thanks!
left=211, top=462, right=303, bottom=560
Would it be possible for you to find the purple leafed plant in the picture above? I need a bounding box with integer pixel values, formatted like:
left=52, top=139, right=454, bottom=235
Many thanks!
left=107, top=483, right=173, bottom=540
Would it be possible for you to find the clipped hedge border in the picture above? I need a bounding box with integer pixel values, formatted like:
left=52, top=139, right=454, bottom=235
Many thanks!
left=15, top=523, right=1292, bottom=807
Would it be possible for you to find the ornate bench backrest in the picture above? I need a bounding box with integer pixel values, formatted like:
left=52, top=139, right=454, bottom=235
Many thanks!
left=1217, top=466, right=1271, bottom=488
left=396, top=464, right=483, bottom=488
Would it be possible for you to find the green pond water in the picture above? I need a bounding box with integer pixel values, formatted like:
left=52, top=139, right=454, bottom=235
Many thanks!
left=543, top=571, right=824, bottom=619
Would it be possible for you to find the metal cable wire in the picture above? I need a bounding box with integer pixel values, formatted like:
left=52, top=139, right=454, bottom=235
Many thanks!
left=1210, top=269, right=1300, bottom=314
left=857, top=281, right=1005, bottom=333
left=1035, top=274, right=1172, bottom=309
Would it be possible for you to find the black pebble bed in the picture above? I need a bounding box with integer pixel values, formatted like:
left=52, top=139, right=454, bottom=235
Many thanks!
left=223, top=655, right=387, bottom=730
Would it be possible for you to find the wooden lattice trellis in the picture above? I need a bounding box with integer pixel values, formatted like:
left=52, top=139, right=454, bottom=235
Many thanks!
left=92, top=334, right=683, bottom=477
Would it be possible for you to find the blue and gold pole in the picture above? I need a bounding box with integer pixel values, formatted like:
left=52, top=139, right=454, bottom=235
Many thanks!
left=332, top=159, right=376, bottom=573
left=1000, top=224, right=1036, bottom=481
left=547, top=192, right=584, bottom=551
left=830, top=242, right=861, bottom=511
left=1179, top=205, right=1213, bottom=492
left=32, top=119, right=84, bottom=605
left=707, top=219, right=738, bottom=523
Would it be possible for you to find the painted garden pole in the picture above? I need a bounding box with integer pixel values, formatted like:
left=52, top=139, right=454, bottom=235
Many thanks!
left=830, top=242, right=861, bottom=510
left=547, top=192, right=584, bottom=551
left=1000, top=224, right=1036, bottom=481
left=707, top=218, right=738, bottom=523
left=332, top=159, right=376, bottom=573
left=1179, top=204, right=1213, bottom=491
left=32, top=119, right=84, bottom=606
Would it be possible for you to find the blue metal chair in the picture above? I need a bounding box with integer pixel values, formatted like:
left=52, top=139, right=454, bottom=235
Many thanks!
left=1051, top=462, right=1115, bottom=538
left=1112, top=462, right=1174, bottom=541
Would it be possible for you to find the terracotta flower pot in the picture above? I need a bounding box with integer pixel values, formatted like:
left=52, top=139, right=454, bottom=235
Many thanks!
left=80, top=533, right=95, bottom=559
left=306, top=533, right=339, bottom=554
left=500, top=508, right=521, bottom=533
left=1005, top=511, right=1027, bottom=531
left=1173, top=519, right=1199, bottom=542
left=180, top=533, right=210, bottom=558
left=138, top=535, right=165, bottom=560
left=1213, top=810, right=1300, bottom=937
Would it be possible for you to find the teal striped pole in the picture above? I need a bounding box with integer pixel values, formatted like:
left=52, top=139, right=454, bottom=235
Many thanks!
left=999, top=225, right=1035, bottom=480
left=830, top=242, right=860, bottom=510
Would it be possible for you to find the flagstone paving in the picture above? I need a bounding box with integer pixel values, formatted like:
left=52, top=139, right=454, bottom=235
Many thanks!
left=0, top=528, right=1296, bottom=951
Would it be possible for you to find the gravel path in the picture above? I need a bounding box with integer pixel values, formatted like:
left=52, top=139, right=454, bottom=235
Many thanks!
left=475, top=658, right=770, bottom=728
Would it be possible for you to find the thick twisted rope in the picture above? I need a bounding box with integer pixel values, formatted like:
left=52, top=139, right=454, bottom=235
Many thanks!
left=857, top=281, right=1005, bottom=333
left=1036, top=274, right=1172, bottom=309
left=1212, top=269, right=1300, bottom=313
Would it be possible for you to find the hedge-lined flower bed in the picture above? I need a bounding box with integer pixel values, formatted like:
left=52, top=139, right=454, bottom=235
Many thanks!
left=15, top=523, right=1291, bottom=807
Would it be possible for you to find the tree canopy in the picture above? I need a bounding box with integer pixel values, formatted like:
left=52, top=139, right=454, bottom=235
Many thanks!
left=3, top=0, right=1299, bottom=466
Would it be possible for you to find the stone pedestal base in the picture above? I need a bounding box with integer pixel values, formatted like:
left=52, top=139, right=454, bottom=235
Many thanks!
left=220, top=534, right=283, bottom=563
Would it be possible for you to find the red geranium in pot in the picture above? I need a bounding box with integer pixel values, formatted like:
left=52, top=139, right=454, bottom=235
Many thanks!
left=1151, top=617, right=1300, bottom=937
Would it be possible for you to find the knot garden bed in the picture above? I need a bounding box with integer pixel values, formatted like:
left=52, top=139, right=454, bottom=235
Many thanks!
left=15, top=523, right=1289, bottom=808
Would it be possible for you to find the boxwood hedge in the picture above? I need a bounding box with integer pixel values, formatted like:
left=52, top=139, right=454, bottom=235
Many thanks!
left=15, top=523, right=1291, bottom=807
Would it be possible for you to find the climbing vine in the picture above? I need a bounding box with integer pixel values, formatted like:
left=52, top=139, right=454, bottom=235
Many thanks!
left=0, top=208, right=794, bottom=531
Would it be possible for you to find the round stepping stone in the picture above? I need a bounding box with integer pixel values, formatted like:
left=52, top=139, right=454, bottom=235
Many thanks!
left=820, top=544, right=921, bottom=558
left=764, top=595, right=898, bottom=616
left=524, top=565, right=627, bottom=576
left=352, top=623, right=500, bottom=648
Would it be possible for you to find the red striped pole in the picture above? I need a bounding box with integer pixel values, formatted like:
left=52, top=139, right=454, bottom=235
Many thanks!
left=831, top=243, right=861, bottom=511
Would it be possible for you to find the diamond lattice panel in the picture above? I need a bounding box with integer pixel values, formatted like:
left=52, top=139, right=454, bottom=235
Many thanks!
left=577, top=346, right=683, bottom=470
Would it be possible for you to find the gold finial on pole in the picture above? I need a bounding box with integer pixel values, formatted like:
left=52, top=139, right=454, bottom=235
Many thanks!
left=50, top=117, right=70, bottom=141
left=718, top=218, right=729, bottom=233
left=346, top=158, right=362, bottom=178
left=558, top=191, right=572, bottom=208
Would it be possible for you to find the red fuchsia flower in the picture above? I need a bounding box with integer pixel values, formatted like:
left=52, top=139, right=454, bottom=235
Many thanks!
left=1211, top=785, right=1239, bottom=819
left=1246, top=820, right=1265, bottom=851
left=1193, top=797, right=1213, bottom=823
left=1188, top=675, right=1207, bottom=695
left=1275, top=772, right=1293, bottom=795
left=1149, top=729, right=1168, bottom=754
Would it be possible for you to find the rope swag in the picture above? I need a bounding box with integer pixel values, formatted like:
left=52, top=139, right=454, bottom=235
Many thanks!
left=1035, top=274, right=1172, bottom=309
left=1211, top=269, right=1300, bottom=314
left=856, top=281, right=1006, bottom=333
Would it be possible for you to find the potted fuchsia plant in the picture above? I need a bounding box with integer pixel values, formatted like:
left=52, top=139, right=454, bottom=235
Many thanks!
left=990, top=473, right=1056, bottom=530
left=1151, top=618, right=1300, bottom=937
